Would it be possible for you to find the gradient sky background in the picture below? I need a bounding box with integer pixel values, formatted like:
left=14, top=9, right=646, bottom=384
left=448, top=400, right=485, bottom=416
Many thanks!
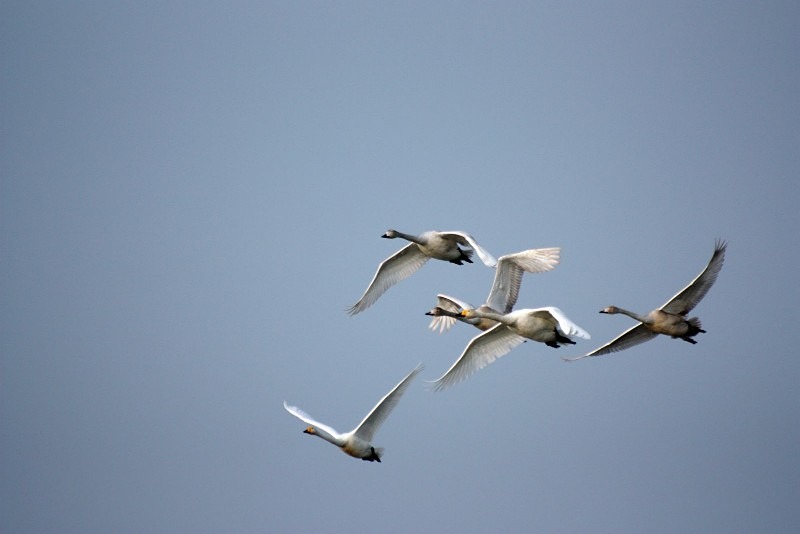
left=2, top=2, right=799, bottom=533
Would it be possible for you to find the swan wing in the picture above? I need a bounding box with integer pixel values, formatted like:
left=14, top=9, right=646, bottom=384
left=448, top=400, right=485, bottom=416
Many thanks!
left=534, top=307, right=591, bottom=340
left=283, top=401, right=342, bottom=438
left=348, top=244, right=430, bottom=315
left=428, top=294, right=474, bottom=333
left=430, top=325, right=526, bottom=391
left=440, top=231, right=497, bottom=267
left=352, top=364, right=423, bottom=443
left=562, top=324, right=658, bottom=361
left=486, top=248, right=561, bottom=313
left=660, top=239, right=727, bottom=315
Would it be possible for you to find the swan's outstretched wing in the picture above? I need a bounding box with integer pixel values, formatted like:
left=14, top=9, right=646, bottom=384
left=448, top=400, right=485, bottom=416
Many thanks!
left=428, top=294, right=474, bottom=333
left=660, top=239, right=727, bottom=315
left=486, top=248, right=561, bottom=313
left=283, top=401, right=342, bottom=438
left=562, top=324, right=657, bottom=361
left=348, top=244, right=430, bottom=315
left=535, top=307, right=591, bottom=340
left=352, top=364, right=423, bottom=443
left=430, top=325, right=526, bottom=391
left=440, top=231, right=497, bottom=267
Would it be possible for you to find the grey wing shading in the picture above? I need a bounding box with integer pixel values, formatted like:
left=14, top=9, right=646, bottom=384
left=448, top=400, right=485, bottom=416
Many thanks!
left=486, top=248, right=561, bottom=313
left=429, top=325, right=526, bottom=391
left=562, top=324, right=657, bottom=361
left=348, top=244, right=429, bottom=315
left=660, top=239, right=727, bottom=315
left=352, top=364, right=423, bottom=443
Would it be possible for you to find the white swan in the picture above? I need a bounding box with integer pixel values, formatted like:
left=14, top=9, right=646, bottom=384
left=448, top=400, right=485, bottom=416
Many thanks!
left=284, top=364, right=423, bottom=462
left=430, top=307, right=590, bottom=391
left=564, top=239, right=727, bottom=361
left=347, top=230, right=497, bottom=315
left=425, top=247, right=561, bottom=333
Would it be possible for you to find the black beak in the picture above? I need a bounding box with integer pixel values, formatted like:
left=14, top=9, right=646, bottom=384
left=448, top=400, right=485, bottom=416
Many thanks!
left=598, top=310, right=607, bottom=314
left=381, top=234, right=390, bottom=238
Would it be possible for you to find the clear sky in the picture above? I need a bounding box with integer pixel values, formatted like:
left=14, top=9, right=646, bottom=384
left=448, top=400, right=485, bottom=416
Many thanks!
left=2, top=2, right=798, bottom=533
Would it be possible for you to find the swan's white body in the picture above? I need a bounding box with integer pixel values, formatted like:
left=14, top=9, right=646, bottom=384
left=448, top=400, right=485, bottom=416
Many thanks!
left=564, top=239, right=726, bottom=361
left=284, top=364, right=422, bottom=462
left=430, top=307, right=589, bottom=391
left=426, top=247, right=561, bottom=333
left=348, top=230, right=497, bottom=315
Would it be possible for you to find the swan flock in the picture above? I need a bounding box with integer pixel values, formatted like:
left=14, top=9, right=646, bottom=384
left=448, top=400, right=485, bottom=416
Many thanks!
left=285, top=230, right=726, bottom=461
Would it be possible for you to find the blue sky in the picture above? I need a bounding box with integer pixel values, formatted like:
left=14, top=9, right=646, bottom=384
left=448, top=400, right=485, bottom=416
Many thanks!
left=2, top=2, right=799, bottom=533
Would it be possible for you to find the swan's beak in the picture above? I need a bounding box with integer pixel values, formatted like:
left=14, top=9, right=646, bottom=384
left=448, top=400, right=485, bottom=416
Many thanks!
left=381, top=233, right=390, bottom=238
left=598, top=309, right=608, bottom=314
left=425, top=311, right=434, bottom=316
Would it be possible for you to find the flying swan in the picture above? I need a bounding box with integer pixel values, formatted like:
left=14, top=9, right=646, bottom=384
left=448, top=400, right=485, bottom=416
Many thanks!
left=430, top=307, right=589, bottom=391
left=564, top=239, right=727, bottom=361
left=348, top=230, right=497, bottom=315
left=284, top=364, right=423, bottom=462
left=425, top=247, right=561, bottom=333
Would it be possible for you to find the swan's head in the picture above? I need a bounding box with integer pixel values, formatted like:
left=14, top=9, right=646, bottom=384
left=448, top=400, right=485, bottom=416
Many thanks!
left=426, top=306, right=460, bottom=317
left=381, top=229, right=398, bottom=239
left=599, top=306, right=619, bottom=314
left=303, top=426, right=316, bottom=435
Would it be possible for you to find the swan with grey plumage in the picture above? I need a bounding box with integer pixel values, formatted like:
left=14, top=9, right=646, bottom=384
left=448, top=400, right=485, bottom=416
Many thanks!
left=284, top=364, right=422, bottom=462
left=425, top=247, right=561, bottom=333
left=348, top=229, right=497, bottom=315
left=430, top=307, right=590, bottom=391
left=563, top=239, right=727, bottom=361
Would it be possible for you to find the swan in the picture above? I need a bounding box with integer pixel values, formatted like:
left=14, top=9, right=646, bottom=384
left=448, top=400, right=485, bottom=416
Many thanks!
left=564, top=239, right=726, bottom=361
left=430, top=307, right=590, bottom=391
left=283, top=364, right=423, bottom=462
left=347, top=230, right=497, bottom=315
left=425, top=247, right=561, bottom=333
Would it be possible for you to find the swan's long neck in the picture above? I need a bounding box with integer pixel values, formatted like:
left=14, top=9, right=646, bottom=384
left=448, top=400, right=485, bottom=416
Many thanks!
left=613, top=307, right=651, bottom=325
left=470, top=309, right=509, bottom=324
left=393, top=231, right=422, bottom=244
left=309, top=427, right=345, bottom=447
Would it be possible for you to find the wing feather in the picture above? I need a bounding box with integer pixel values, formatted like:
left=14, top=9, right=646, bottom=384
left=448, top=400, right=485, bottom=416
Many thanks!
left=660, top=239, right=727, bottom=315
left=562, top=324, right=657, bottom=361
left=430, top=325, right=526, bottom=391
left=283, top=401, right=342, bottom=438
left=352, top=364, right=423, bottom=442
left=486, top=248, right=561, bottom=313
left=348, top=244, right=429, bottom=315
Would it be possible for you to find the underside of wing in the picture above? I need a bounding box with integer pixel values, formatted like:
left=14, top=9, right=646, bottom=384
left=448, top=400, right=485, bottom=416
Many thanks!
left=660, top=239, right=727, bottom=315
left=430, top=325, right=526, bottom=391
left=283, top=401, right=341, bottom=438
left=352, top=364, right=423, bottom=443
left=564, top=324, right=657, bottom=361
left=348, top=244, right=429, bottom=315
